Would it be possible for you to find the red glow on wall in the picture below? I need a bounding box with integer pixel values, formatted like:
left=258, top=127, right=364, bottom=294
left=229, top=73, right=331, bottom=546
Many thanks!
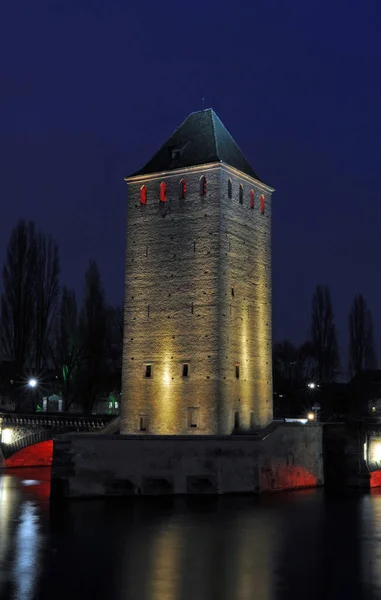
left=180, top=179, right=186, bottom=199
left=250, top=189, right=254, bottom=209
left=260, top=464, right=318, bottom=491
left=160, top=181, right=166, bottom=202
left=140, top=185, right=147, bottom=205
left=5, top=440, right=53, bottom=469
left=260, top=194, right=265, bottom=214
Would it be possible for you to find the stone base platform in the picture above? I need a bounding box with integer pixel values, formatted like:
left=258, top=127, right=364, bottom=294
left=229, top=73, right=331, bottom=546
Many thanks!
left=51, top=423, right=324, bottom=499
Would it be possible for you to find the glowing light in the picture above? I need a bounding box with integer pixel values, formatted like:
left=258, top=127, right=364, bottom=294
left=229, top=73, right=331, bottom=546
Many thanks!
left=307, top=412, right=315, bottom=421
left=307, top=382, right=316, bottom=389
left=2, top=429, right=13, bottom=444
left=372, top=406, right=376, bottom=413
left=372, top=441, right=381, bottom=462
left=28, top=379, right=37, bottom=388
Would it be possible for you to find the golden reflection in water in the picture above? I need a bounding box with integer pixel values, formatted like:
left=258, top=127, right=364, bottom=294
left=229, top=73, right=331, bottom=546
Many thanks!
left=118, top=501, right=275, bottom=600
left=147, top=521, right=183, bottom=600
left=0, top=475, right=18, bottom=597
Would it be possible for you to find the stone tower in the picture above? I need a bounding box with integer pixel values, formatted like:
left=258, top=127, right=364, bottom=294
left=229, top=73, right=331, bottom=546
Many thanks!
left=121, top=109, right=274, bottom=435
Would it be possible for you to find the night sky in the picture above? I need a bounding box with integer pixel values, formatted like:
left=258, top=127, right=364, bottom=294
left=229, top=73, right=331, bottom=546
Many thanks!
left=1, top=0, right=381, bottom=375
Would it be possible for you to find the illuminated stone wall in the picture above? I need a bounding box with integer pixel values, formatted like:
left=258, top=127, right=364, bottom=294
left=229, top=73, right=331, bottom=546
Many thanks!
left=121, top=163, right=273, bottom=435
left=51, top=424, right=323, bottom=497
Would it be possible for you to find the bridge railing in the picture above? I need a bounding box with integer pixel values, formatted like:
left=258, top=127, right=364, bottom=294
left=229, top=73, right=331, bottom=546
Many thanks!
left=0, top=413, right=114, bottom=431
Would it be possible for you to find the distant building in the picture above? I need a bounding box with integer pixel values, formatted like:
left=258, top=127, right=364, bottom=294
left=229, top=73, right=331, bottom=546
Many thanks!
left=121, top=109, right=274, bottom=435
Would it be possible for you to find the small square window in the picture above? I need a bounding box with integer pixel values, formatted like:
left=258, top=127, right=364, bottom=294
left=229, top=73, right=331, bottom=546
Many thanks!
left=182, top=363, right=189, bottom=377
left=145, top=364, right=152, bottom=378
left=235, top=365, right=240, bottom=379
left=233, top=411, right=240, bottom=429
left=139, top=415, right=148, bottom=431
left=188, top=407, right=199, bottom=428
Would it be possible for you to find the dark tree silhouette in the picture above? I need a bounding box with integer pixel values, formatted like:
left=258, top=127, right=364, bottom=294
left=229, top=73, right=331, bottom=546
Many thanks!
left=78, top=260, right=108, bottom=413
left=311, top=285, right=339, bottom=383
left=348, top=294, right=377, bottom=376
left=0, top=221, right=37, bottom=376
left=33, top=231, right=60, bottom=371
left=51, top=287, right=83, bottom=409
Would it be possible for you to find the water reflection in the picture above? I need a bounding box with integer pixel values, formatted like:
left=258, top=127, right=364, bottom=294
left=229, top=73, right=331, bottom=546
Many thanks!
left=0, top=470, right=47, bottom=600
left=4, top=472, right=381, bottom=599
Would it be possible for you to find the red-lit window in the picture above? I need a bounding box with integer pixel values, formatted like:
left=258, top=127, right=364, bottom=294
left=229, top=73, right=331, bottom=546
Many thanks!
left=260, top=194, right=265, bottom=214
left=250, top=189, right=254, bottom=209
left=228, top=178, right=232, bottom=199
left=239, top=184, right=243, bottom=205
left=180, top=179, right=186, bottom=199
left=140, top=185, right=147, bottom=205
left=200, top=176, right=206, bottom=197
left=160, top=181, right=167, bottom=203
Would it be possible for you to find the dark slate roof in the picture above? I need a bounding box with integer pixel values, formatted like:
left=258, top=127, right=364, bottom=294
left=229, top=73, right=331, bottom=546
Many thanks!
left=129, top=109, right=262, bottom=181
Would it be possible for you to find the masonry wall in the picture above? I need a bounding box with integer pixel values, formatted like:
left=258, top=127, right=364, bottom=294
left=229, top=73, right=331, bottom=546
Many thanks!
left=121, top=165, right=222, bottom=435
left=50, top=424, right=323, bottom=498
left=121, top=164, right=273, bottom=435
left=218, top=167, right=272, bottom=431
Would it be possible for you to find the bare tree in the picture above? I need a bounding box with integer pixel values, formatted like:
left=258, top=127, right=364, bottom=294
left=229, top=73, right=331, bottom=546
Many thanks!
left=311, top=285, right=339, bottom=382
left=51, top=287, right=83, bottom=409
left=78, top=260, right=108, bottom=413
left=33, top=231, right=60, bottom=371
left=0, top=221, right=38, bottom=376
left=348, top=294, right=377, bottom=377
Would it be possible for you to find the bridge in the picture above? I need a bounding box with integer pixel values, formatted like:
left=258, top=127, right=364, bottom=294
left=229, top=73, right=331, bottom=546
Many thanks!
left=0, top=412, right=114, bottom=468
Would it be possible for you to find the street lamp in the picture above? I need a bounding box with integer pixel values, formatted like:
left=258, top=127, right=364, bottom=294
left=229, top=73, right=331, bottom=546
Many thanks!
left=307, top=382, right=316, bottom=390
left=307, top=412, right=315, bottom=421
left=28, top=378, right=38, bottom=388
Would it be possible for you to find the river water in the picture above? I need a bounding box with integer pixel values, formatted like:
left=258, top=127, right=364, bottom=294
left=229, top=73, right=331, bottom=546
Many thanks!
left=1, top=468, right=381, bottom=599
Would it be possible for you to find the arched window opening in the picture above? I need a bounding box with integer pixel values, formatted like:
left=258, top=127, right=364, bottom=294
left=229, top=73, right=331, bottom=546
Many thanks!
left=160, top=181, right=167, bottom=203
left=180, top=179, right=186, bottom=199
left=200, top=176, right=206, bottom=197
left=260, top=194, right=265, bottom=214
left=250, top=189, right=254, bottom=209
left=239, top=184, right=243, bottom=205
left=140, top=185, right=147, bottom=205
left=228, top=178, right=232, bottom=199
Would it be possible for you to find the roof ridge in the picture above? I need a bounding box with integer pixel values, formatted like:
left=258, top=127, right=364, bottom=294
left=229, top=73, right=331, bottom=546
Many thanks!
left=210, top=110, right=219, bottom=160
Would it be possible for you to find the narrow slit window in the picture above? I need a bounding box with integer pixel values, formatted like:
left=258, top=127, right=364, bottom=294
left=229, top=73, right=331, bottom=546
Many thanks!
left=145, top=364, right=152, bottom=378
left=182, top=363, right=189, bottom=377
left=234, top=411, right=240, bottom=429
left=139, top=415, right=148, bottom=431
left=235, top=365, right=240, bottom=379
left=250, top=189, right=254, bottom=209
left=188, top=407, right=199, bottom=428
left=140, top=185, right=147, bottom=205
left=200, top=176, right=206, bottom=197
left=231, top=287, right=235, bottom=297
left=239, top=184, right=243, bottom=205
left=260, top=194, right=265, bottom=214
left=180, top=179, right=186, bottom=199
left=160, top=181, right=167, bottom=203
left=250, top=412, right=255, bottom=429
left=228, top=178, right=232, bottom=199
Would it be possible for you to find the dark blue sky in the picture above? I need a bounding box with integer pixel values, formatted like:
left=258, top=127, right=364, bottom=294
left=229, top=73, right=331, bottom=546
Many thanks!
left=1, top=0, right=380, bottom=374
